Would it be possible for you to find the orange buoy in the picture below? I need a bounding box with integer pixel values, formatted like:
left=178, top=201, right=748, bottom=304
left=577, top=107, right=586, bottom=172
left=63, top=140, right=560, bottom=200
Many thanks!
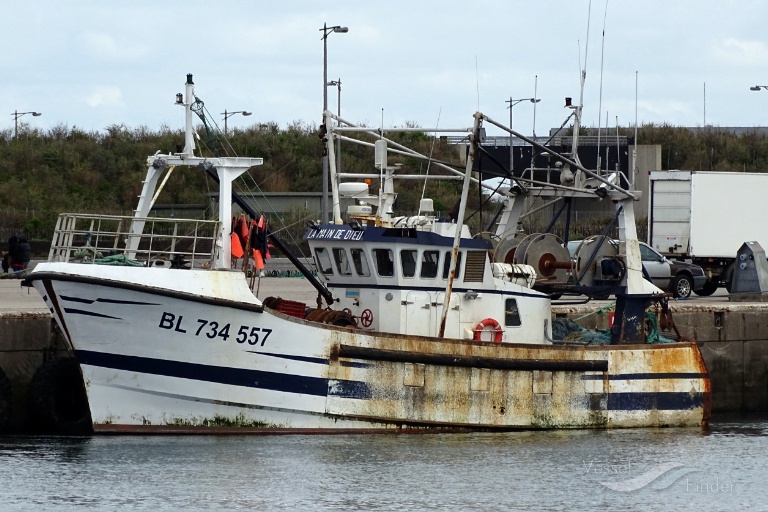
left=473, top=318, right=503, bottom=343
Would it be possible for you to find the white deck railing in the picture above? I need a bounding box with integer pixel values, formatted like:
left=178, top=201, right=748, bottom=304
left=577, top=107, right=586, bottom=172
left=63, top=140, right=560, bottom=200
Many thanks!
left=48, top=213, right=221, bottom=268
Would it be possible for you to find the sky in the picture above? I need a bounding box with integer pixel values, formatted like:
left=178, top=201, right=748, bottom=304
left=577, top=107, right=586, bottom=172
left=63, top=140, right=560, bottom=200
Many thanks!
left=4, top=1, right=768, bottom=138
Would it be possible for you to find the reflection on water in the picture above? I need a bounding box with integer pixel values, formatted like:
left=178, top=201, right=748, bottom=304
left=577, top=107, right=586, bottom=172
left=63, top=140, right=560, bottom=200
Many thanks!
left=0, top=418, right=766, bottom=511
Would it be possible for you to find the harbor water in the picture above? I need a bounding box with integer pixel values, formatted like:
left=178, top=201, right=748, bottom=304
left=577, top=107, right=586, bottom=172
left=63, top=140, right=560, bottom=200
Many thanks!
left=1, top=417, right=766, bottom=511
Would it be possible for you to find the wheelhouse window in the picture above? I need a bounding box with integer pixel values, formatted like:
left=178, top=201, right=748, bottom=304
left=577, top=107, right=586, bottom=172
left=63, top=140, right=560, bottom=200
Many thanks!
left=332, top=248, right=352, bottom=276
left=420, top=250, right=439, bottom=278
left=401, top=249, right=417, bottom=278
left=373, top=249, right=394, bottom=277
left=442, top=251, right=462, bottom=279
left=350, top=248, right=371, bottom=277
left=314, top=247, right=333, bottom=276
left=505, top=299, right=522, bottom=327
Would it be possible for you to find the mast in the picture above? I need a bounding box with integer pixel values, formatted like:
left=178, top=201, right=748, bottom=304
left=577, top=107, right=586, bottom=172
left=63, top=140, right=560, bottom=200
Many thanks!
left=127, top=74, right=261, bottom=269
left=438, top=113, right=482, bottom=338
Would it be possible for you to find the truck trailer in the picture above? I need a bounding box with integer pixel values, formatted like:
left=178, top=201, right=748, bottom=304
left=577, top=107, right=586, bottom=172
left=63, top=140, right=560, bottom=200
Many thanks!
left=648, top=170, right=768, bottom=295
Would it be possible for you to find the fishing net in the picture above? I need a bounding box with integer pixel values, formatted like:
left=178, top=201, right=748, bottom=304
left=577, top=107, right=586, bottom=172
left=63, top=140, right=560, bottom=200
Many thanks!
left=93, top=254, right=144, bottom=267
left=551, top=312, right=677, bottom=345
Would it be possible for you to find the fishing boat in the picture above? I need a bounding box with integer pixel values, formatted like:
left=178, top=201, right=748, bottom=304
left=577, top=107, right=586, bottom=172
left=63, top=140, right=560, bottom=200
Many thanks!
left=24, top=74, right=709, bottom=433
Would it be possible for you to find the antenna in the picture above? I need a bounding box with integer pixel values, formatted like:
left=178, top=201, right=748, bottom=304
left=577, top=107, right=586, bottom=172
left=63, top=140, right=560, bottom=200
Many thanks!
left=571, top=0, right=593, bottom=169
left=615, top=115, right=620, bottom=172
left=633, top=70, right=638, bottom=187
left=596, top=0, right=608, bottom=174
left=703, top=82, right=706, bottom=125
left=475, top=56, right=480, bottom=111
left=533, top=75, right=538, bottom=138
left=583, top=0, right=593, bottom=72
left=419, top=107, right=442, bottom=216
left=604, top=111, right=609, bottom=172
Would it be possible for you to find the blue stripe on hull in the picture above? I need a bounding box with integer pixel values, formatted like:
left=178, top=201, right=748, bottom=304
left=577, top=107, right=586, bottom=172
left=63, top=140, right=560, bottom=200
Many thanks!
left=606, top=392, right=706, bottom=411
left=581, top=372, right=707, bottom=381
left=63, top=308, right=121, bottom=320
left=76, top=350, right=370, bottom=399
left=75, top=351, right=704, bottom=415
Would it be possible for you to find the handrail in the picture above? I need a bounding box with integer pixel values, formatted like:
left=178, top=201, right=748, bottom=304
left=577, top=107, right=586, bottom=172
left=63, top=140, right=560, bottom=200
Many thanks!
left=48, top=213, right=220, bottom=268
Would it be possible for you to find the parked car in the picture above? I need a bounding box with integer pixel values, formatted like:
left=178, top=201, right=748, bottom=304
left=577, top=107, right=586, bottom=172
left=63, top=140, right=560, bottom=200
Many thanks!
left=567, top=240, right=707, bottom=299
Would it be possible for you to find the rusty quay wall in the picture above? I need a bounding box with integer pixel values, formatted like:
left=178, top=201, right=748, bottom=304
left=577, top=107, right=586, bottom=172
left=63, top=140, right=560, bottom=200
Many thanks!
left=555, top=302, right=768, bottom=415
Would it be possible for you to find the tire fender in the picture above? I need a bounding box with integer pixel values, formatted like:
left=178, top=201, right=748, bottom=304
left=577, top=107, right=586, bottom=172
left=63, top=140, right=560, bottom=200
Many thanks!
left=0, top=367, right=12, bottom=432
left=27, top=358, right=92, bottom=435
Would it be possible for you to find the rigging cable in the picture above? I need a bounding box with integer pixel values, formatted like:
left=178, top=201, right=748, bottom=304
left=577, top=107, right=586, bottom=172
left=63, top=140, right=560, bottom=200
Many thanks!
left=191, top=98, right=316, bottom=265
left=418, top=107, right=442, bottom=216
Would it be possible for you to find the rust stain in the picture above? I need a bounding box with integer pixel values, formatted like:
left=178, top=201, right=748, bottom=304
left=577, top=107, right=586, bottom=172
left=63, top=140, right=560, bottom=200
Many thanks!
left=691, top=342, right=712, bottom=428
left=326, top=327, right=707, bottom=429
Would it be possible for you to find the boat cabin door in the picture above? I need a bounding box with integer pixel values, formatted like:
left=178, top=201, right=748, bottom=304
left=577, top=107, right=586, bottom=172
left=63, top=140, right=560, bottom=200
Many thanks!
left=433, top=292, right=461, bottom=338
left=404, top=291, right=434, bottom=336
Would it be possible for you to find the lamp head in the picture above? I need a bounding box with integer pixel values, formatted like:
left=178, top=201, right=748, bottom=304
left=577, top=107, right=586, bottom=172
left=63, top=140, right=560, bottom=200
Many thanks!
left=32, top=112, right=42, bottom=117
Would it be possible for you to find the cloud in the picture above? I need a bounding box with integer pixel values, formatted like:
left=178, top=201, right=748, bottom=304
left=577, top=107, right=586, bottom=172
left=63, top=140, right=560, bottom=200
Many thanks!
left=713, top=38, right=768, bottom=66
left=79, top=32, right=149, bottom=61
left=85, top=86, right=124, bottom=108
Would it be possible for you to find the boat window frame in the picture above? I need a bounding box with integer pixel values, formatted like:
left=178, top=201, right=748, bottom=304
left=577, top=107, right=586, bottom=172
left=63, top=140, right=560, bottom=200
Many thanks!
left=332, top=247, right=353, bottom=276
left=442, top=251, right=462, bottom=280
left=400, top=249, right=417, bottom=278
left=350, top=248, right=371, bottom=277
left=420, top=250, right=440, bottom=278
left=314, top=247, right=334, bottom=276
left=373, top=248, right=395, bottom=277
left=504, top=298, right=522, bottom=327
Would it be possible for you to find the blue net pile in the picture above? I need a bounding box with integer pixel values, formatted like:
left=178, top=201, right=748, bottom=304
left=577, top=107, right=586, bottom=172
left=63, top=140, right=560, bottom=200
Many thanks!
left=552, top=312, right=677, bottom=345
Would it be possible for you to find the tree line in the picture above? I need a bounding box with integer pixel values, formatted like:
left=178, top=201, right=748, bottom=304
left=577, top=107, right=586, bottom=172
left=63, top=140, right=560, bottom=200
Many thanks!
left=2, top=121, right=768, bottom=244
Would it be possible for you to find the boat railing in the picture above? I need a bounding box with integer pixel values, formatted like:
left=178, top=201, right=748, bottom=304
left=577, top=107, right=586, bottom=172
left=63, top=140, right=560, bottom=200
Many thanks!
left=48, top=213, right=221, bottom=268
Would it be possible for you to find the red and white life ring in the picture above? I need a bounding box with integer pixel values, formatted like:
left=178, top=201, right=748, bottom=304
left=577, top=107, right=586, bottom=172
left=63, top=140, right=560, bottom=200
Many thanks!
left=473, top=318, right=503, bottom=343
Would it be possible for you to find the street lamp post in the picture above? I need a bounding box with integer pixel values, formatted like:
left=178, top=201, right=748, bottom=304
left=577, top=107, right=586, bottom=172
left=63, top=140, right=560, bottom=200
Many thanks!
left=505, top=97, right=540, bottom=173
left=12, top=110, right=42, bottom=139
left=222, top=109, right=252, bottom=136
left=328, top=79, right=342, bottom=173
left=320, top=23, right=348, bottom=224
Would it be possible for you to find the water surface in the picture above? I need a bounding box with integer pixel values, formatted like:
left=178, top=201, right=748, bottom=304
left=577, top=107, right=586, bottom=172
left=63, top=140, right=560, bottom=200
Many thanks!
left=1, top=418, right=765, bottom=511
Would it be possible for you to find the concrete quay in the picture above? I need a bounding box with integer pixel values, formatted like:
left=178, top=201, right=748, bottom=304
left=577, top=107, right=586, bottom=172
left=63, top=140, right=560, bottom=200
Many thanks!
left=1, top=265, right=767, bottom=431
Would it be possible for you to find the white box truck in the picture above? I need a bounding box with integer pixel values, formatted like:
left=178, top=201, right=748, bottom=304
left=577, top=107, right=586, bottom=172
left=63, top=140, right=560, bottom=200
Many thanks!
left=648, top=170, right=768, bottom=295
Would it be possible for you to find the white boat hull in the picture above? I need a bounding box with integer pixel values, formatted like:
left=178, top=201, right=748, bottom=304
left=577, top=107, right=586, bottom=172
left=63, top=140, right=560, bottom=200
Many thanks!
left=28, top=263, right=710, bottom=432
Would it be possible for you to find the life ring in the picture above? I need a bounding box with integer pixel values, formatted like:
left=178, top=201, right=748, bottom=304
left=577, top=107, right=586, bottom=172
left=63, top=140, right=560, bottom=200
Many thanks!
left=473, top=318, right=503, bottom=343
left=27, top=357, right=92, bottom=435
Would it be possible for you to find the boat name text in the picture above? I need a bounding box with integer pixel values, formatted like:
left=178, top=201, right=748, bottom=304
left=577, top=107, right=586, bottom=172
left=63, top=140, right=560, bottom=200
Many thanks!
left=306, top=228, right=364, bottom=241
left=159, top=312, right=273, bottom=346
